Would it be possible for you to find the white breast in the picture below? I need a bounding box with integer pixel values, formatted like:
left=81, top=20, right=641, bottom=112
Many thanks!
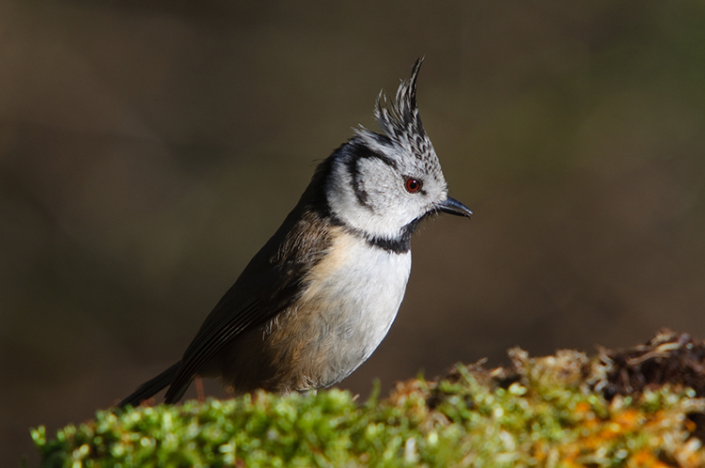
left=297, top=230, right=412, bottom=385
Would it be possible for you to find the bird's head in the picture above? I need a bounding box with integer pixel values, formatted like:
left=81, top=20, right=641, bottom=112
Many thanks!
left=325, top=59, right=471, bottom=247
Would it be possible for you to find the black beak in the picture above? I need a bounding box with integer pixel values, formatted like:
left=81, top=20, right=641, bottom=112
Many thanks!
left=439, top=197, right=473, bottom=218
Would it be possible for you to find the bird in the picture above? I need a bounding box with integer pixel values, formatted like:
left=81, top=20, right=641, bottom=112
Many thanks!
left=119, top=58, right=472, bottom=407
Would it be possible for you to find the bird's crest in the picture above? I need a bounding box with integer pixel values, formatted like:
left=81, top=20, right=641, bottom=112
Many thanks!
left=354, top=58, right=440, bottom=177
left=371, top=58, right=435, bottom=162
left=375, top=58, right=423, bottom=140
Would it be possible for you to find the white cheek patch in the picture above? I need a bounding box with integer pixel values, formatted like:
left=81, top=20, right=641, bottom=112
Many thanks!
left=326, top=152, right=448, bottom=241
left=328, top=160, right=411, bottom=239
left=356, top=158, right=399, bottom=210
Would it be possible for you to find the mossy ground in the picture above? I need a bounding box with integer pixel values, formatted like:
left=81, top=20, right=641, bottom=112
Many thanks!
left=30, top=331, right=705, bottom=467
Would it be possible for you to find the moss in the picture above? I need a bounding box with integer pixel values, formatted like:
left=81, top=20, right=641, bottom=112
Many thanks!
left=31, top=332, right=705, bottom=467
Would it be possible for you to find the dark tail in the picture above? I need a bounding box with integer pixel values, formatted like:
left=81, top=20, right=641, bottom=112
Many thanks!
left=118, top=362, right=182, bottom=408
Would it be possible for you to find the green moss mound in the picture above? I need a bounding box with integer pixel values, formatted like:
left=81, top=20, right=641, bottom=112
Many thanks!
left=31, top=333, right=705, bottom=467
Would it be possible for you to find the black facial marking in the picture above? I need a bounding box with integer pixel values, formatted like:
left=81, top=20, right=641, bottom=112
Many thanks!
left=365, top=218, right=420, bottom=254
left=343, top=140, right=399, bottom=210
left=325, top=209, right=417, bottom=255
left=366, top=233, right=411, bottom=254
left=347, top=159, right=370, bottom=209
left=352, top=142, right=398, bottom=170
left=314, top=136, right=432, bottom=255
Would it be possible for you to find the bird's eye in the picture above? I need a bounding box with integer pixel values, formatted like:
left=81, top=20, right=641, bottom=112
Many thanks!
left=404, top=178, right=422, bottom=193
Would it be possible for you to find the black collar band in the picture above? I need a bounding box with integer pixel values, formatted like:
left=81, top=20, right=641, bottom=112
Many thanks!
left=328, top=213, right=420, bottom=254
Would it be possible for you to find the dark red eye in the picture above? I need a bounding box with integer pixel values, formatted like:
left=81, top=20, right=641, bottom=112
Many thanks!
left=404, top=178, right=422, bottom=193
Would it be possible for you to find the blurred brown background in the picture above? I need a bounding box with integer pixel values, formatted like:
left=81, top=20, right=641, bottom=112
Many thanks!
left=3, top=0, right=705, bottom=464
